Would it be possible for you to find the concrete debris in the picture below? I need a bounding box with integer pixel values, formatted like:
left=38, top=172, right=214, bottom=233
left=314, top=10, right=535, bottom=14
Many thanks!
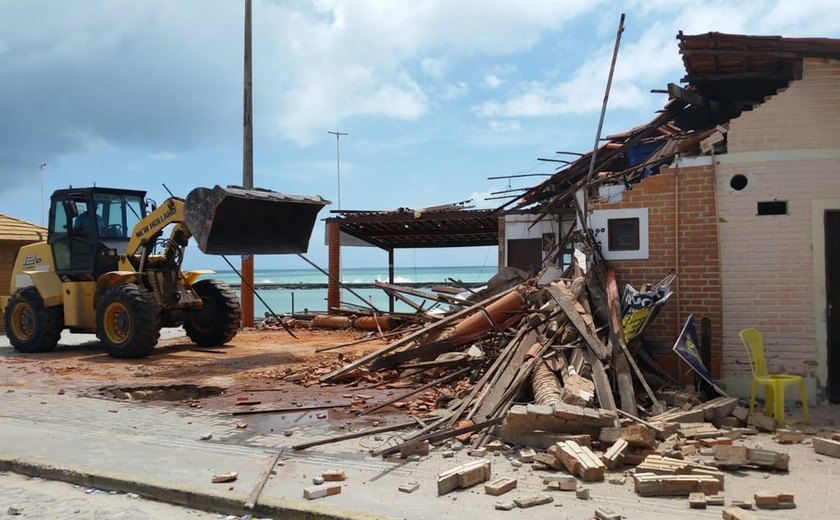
left=437, top=460, right=491, bottom=495
left=813, top=436, right=840, bottom=458
left=275, top=258, right=816, bottom=515
left=773, top=429, right=805, bottom=444
left=542, top=474, right=577, bottom=491
left=754, top=491, right=795, bottom=509
left=722, top=506, right=758, bottom=520
left=398, top=481, right=420, bottom=493
left=595, top=507, right=621, bottom=520
left=211, top=472, right=238, bottom=484
left=494, top=500, right=516, bottom=511
left=689, top=492, right=707, bottom=509
left=632, top=472, right=722, bottom=497
left=303, top=485, right=341, bottom=500
left=513, top=493, right=553, bottom=508
left=484, top=477, right=517, bottom=496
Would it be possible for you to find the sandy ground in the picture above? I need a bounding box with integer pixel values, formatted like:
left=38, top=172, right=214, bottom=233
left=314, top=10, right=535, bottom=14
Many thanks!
left=0, top=326, right=420, bottom=433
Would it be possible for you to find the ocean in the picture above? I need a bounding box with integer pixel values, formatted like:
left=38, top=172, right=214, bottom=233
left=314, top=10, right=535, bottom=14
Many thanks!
left=207, top=265, right=497, bottom=317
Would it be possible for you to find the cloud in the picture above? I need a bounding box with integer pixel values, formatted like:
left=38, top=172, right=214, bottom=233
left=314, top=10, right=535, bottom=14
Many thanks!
left=484, top=74, right=504, bottom=89
left=0, top=0, right=604, bottom=190
left=441, top=82, right=470, bottom=100
left=488, top=120, right=522, bottom=133
left=474, top=0, right=840, bottom=119
left=421, top=57, right=448, bottom=79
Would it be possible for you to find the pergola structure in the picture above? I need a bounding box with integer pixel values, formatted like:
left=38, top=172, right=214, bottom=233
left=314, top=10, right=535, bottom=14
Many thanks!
left=324, top=204, right=500, bottom=313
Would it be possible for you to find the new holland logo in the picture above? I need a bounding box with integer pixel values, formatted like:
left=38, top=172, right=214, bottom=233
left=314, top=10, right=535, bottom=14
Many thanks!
left=22, top=255, right=42, bottom=267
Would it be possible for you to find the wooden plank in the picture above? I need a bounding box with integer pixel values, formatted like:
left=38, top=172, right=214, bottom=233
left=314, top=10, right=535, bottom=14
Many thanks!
left=243, top=450, right=282, bottom=510
left=468, top=329, right=538, bottom=421
left=373, top=417, right=504, bottom=458
left=547, top=283, right=610, bottom=360
left=231, top=403, right=350, bottom=416
left=606, top=270, right=664, bottom=413
left=292, top=420, right=416, bottom=450
left=583, top=347, right=617, bottom=412
left=605, top=270, right=636, bottom=415
left=320, top=287, right=517, bottom=382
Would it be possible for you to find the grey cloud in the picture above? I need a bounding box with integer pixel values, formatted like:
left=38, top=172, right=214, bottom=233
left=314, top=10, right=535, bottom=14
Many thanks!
left=0, top=1, right=245, bottom=191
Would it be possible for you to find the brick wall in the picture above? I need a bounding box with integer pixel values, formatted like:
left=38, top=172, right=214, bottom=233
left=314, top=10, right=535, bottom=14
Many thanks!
left=590, top=164, right=723, bottom=380
left=728, top=58, right=840, bottom=153
left=716, top=58, right=840, bottom=399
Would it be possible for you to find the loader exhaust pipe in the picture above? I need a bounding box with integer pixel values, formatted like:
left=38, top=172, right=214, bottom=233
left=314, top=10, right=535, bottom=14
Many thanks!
left=184, top=185, right=329, bottom=255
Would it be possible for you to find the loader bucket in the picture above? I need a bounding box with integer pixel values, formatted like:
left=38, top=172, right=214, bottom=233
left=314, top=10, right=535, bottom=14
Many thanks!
left=184, top=185, right=329, bottom=255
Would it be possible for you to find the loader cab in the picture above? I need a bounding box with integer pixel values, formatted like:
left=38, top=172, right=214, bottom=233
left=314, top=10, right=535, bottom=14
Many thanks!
left=48, top=187, right=147, bottom=280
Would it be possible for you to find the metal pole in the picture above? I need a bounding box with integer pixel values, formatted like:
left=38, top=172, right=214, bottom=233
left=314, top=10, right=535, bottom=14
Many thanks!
left=241, top=0, right=255, bottom=327
left=327, top=130, right=348, bottom=210
left=37, top=163, right=47, bottom=226
left=583, top=13, right=625, bottom=223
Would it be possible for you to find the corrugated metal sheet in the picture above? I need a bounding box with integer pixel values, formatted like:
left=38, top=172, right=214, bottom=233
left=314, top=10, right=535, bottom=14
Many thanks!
left=0, top=213, right=47, bottom=242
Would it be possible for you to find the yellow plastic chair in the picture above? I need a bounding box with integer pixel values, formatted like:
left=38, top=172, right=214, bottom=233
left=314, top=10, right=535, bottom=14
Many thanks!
left=739, top=328, right=809, bottom=426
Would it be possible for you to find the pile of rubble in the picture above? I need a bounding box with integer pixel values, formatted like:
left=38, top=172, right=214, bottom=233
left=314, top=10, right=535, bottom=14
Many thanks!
left=285, top=254, right=839, bottom=515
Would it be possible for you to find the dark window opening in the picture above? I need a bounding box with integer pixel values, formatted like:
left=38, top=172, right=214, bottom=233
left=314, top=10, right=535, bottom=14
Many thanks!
left=730, top=174, right=748, bottom=191
left=608, top=218, right=640, bottom=251
left=757, top=201, right=787, bottom=216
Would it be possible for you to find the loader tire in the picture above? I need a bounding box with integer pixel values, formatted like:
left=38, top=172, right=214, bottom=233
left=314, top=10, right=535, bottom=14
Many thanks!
left=4, top=287, right=63, bottom=353
left=97, top=284, right=160, bottom=359
left=184, top=280, right=241, bottom=346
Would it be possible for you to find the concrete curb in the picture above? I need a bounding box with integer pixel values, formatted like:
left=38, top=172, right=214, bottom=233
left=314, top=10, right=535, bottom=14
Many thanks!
left=0, top=453, right=385, bottom=520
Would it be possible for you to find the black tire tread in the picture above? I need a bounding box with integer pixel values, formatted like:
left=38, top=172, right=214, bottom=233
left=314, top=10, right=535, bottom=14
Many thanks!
left=96, top=284, right=160, bottom=359
left=4, top=287, right=63, bottom=353
left=184, top=280, right=240, bottom=346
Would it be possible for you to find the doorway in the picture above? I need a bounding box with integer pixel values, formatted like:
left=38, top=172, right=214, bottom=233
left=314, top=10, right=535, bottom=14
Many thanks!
left=827, top=211, right=840, bottom=402
left=507, top=238, right=543, bottom=275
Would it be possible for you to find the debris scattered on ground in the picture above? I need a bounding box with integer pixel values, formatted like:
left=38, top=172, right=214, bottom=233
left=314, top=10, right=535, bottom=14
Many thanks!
left=437, top=460, right=491, bottom=495
left=484, top=477, right=517, bottom=496
left=813, top=436, right=840, bottom=458
left=211, top=472, right=238, bottom=484
left=265, top=247, right=819, bottom=514
left=303, top=485, right=342, bottom=500
left=398, top=481, right=420, bottom=493
left=754, top=491, right=796, bottom=510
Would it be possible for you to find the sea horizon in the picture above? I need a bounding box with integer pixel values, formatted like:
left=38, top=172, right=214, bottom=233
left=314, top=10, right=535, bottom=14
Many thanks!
left=203, top=265, right=499, bottom=317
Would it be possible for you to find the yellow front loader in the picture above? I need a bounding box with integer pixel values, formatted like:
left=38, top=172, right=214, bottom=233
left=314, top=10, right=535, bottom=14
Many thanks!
left=2, top=185, right=327, bottom=358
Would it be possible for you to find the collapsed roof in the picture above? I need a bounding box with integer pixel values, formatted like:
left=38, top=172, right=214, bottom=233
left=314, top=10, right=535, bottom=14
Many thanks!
left=326, top=202, right=499, bottom=250
left=503, top=32, right=840, bottom=217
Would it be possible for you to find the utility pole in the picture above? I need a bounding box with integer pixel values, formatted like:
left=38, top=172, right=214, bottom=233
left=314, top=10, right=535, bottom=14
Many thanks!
left=37, top=163, right=47, bottom=226
left=241, top=0, right=255, bottom=327
left=327, top=130, right=348, bottom=210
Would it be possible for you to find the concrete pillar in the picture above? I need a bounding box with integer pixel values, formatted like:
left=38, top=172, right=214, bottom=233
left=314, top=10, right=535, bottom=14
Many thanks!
left=327, top=220, right=341, bottom=314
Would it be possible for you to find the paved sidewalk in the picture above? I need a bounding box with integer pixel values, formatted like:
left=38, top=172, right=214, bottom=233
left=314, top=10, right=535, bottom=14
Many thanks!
left=1, top=387, right=839, bottom=519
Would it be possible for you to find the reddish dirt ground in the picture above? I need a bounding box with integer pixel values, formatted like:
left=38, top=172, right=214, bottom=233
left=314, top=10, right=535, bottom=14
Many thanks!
left=0, top=328, right=417, bottom=427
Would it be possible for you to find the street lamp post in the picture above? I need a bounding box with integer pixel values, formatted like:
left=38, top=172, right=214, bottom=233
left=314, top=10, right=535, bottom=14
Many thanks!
left=37, top=163, right=47, bottom=226
left=327, top=130, right=348, bottom=210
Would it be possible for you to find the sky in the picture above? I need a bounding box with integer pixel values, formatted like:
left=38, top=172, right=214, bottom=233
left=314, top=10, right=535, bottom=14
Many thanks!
left=2, top=0, right=839, bottom=272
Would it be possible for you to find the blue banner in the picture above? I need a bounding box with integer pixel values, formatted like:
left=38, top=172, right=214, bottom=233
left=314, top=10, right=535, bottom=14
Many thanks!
left=672, top=314, right=727, bottom=396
